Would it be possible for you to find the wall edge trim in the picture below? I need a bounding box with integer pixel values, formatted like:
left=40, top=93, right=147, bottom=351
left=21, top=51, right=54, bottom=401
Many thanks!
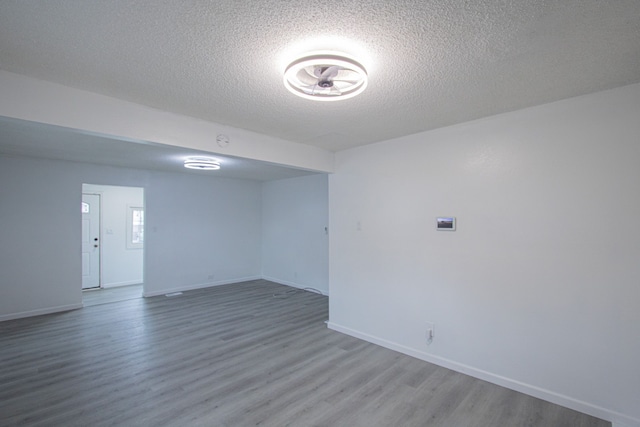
left=142, top=276, right=262, bottom=297
left=327, top=321, right=639, bottom=427
left=0, top=303, right=83, bottom=322
left=261, top=275, right=328, bottom=296
left=102, top=280, right=143, bottom=289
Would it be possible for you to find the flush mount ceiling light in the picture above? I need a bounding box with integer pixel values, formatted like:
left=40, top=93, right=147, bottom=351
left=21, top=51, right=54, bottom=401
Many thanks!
left=283, top=53, right=368, bottom=101
left=184, top=156, right=221, bottom=170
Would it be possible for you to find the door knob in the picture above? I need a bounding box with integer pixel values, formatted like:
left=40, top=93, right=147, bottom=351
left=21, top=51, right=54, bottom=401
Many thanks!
left=94, top=238, right=98, bottom=241
left=94, top=244, right=99, bottom=248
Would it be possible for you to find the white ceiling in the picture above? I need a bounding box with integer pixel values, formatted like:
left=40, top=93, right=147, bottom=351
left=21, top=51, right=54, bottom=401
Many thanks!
left=0, top=1, right=639, bottom=175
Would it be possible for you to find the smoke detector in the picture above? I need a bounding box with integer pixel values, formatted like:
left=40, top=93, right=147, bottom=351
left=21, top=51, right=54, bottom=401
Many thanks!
left=283, top=53, right=368, bottom=101
left=216, top=134, right=229, bottom=148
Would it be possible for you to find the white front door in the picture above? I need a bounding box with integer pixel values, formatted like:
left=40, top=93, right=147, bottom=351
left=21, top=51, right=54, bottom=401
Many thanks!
left=82, top=194, right=100, bottom=289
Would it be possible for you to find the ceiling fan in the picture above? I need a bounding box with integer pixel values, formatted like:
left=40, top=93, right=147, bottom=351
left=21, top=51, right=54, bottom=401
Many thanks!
left=283, top=53, right=368, bottom=101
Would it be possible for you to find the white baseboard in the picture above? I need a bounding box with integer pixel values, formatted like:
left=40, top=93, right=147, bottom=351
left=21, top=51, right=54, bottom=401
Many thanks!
left=0, top=303, right=83, bottom=322
left=142, top=276, right=262, bottom=297
left=261, top=275, right=328, bottom=296
left=327, top=322, right=639, bottom=427
left=102, top=280, right=142, bottom=288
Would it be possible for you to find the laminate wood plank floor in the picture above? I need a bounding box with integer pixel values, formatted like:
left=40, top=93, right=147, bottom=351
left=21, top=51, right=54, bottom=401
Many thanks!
left=82, top=284, right=143, bottom=307
left=0, top=280, right=610, bottom=427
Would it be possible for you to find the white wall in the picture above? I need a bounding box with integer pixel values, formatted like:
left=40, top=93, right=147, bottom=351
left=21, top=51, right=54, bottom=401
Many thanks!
left=0, top=155, right=262, bottom=319
left=0, top=156, right=82, bottom=318
left=82, top=184, right=144, bottom=287
left=145, top=171, right=262, bottom=295
left=328, top=83, right=640, bottom=426
left=261, top=174, right=329, bottom=295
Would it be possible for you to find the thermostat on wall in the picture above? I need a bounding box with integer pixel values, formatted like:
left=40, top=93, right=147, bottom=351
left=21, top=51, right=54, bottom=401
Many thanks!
left=436, top=217, right=456, bottom=231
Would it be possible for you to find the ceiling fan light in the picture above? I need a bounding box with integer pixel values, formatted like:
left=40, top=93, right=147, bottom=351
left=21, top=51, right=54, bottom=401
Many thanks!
left=283, top=53, right=368, bottom=101
left=184, top=156, right=221, bottom=170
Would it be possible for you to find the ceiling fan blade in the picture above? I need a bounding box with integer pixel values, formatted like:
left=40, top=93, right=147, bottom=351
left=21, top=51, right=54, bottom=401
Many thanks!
left=297, top=83, right=320, bottom=95
left=329, top=85, right=342, bottom=96
left=336, top=69, right=360, bottom=79
left=332, top=79, right=361, bottom=84
left=332, top=81, right=354, bottom=90
left=296, top=68, right=319, bottom=86
left=320, top=65, right=340, bottom=79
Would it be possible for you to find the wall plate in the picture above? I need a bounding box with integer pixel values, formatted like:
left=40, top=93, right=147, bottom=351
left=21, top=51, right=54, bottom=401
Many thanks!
left=437, top=217, right=456, bottom=231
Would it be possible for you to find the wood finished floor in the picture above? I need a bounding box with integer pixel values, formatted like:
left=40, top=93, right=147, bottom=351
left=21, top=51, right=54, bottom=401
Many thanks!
left=82, top=284, right=143, bottom=307
left=0, top=280, right=609, bottom=427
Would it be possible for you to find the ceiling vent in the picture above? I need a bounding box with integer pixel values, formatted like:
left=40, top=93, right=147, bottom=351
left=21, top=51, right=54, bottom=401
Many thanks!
left=283, top=53, right=368, bottom=101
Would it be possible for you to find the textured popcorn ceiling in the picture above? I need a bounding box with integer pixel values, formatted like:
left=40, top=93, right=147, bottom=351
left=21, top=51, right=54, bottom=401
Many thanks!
left=0, top=0, right=639, bottom=152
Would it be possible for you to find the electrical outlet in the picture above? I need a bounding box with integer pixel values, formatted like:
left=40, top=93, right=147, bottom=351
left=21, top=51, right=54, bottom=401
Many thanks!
left=425, top=322, right=435, bottom=345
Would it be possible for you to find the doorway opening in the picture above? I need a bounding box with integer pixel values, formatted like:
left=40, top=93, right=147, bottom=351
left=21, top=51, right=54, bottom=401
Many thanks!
left=81, top=184, right=145, bottom=306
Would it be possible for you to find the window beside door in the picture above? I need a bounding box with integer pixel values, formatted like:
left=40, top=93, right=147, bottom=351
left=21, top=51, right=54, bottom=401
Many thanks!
left=127, top=206, right=144, bottom=249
